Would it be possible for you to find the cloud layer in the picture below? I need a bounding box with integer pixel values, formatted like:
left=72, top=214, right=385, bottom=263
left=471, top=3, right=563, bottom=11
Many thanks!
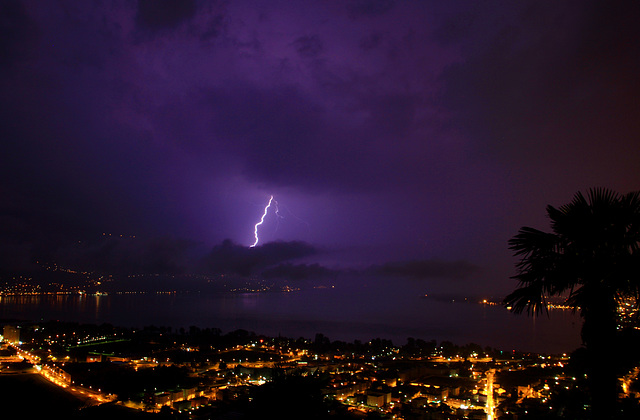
left=1, top=1, right=639, bottom=294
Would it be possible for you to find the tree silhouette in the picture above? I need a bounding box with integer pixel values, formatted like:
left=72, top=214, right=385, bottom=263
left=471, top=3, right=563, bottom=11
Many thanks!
left=246, top=368, right=330, bottom=420
left=504, top=188, right=640, bottom=419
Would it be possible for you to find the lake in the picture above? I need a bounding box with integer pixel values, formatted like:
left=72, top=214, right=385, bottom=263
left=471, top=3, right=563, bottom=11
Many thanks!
left=0, top=287, right=582, bottom=354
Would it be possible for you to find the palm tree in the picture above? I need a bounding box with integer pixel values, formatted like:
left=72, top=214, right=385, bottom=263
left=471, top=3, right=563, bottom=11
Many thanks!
left=504, top=188, right=640, bottom=419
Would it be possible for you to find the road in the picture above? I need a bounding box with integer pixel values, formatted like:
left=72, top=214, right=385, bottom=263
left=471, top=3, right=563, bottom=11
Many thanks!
left=6, top=342, right=116, bottom=404
left=486, top=369, right=495, bottom=420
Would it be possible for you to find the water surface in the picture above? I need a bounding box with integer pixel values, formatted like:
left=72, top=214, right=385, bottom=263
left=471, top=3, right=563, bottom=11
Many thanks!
left=0, top=288, right=582, bottom=354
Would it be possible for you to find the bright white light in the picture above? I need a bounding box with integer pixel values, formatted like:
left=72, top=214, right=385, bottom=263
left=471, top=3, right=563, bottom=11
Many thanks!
left=250, top=195, right=274, bottom=247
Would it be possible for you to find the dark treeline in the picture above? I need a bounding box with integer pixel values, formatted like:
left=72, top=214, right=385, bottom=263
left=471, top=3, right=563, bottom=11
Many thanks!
left=10, top=320, right=551, bottom=371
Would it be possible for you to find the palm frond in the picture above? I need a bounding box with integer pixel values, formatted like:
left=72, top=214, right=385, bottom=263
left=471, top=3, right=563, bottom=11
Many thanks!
left=508, top=226, right=558, bottom=257
left=507, top=188, right=640, bottom=322
left=503, top=283, right=548, bottom=316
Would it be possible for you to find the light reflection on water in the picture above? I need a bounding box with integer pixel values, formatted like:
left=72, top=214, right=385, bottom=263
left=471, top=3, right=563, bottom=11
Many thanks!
left=0, top=290, right=581, bottom=354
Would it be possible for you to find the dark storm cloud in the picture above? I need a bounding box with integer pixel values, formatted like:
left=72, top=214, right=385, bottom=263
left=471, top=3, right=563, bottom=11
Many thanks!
left=293, top=35, right=323, bottom=58
left=54, top=236, right=199, bottom=275
left=186, top=77, right=447, bottom=194
left=0, top=0, right=39, bottom=67
left=376, top=260, right=480, bottom=281
left=0, top=192, right=35, bottom=272
left=195, top=84, right=372, bottom=191
left=199, top=13, right=227, bottom=42
left=441, top=1, right=640, bottom=164
left=1, top=0, right=459, bottom=216
left=368, top=93, right=418, bottom=136
left=1, top=0, right=638, bottom=298
left=347, top=0, right=396, bottom=19
left=359, top=32, right=383, bottom=50
left=261, top=263, right=338, bottom=281
left=202, top=240, right=317, bottom=277
left=0, top=1, right=215, bottom=250
left=136, top=0, right=197, bottom=31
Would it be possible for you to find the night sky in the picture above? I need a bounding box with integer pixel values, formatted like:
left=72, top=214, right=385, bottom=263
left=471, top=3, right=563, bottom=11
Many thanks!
left=2, top=0, right=639, bottom=297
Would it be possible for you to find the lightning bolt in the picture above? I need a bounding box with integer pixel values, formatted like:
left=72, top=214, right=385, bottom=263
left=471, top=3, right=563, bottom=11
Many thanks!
left=250, top=195, right=274, bottom=248
left=279, top=203, right=310, bottom=231
left=273, top=198, right=285, bottom=234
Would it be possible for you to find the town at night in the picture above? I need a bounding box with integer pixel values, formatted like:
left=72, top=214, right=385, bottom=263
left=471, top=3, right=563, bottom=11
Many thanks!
left=2, top=1, right=640, bottom=418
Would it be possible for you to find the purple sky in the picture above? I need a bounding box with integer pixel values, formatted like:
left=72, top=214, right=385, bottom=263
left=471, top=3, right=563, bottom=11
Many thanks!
left=1, top=0, right=639, bottom=295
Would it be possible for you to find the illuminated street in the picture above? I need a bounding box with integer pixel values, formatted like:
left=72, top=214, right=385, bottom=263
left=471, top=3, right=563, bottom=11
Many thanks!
left=486, top=368, right=495, bottom=420
left=4, top=341, right=115, bottom=405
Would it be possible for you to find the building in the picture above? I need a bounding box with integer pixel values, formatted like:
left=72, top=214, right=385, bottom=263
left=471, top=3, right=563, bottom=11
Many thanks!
left=366, top=391, right=391, bottom=407
left=3, top=325, right=20, bottom=344
left=87, top=353, right=103, bottom=363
